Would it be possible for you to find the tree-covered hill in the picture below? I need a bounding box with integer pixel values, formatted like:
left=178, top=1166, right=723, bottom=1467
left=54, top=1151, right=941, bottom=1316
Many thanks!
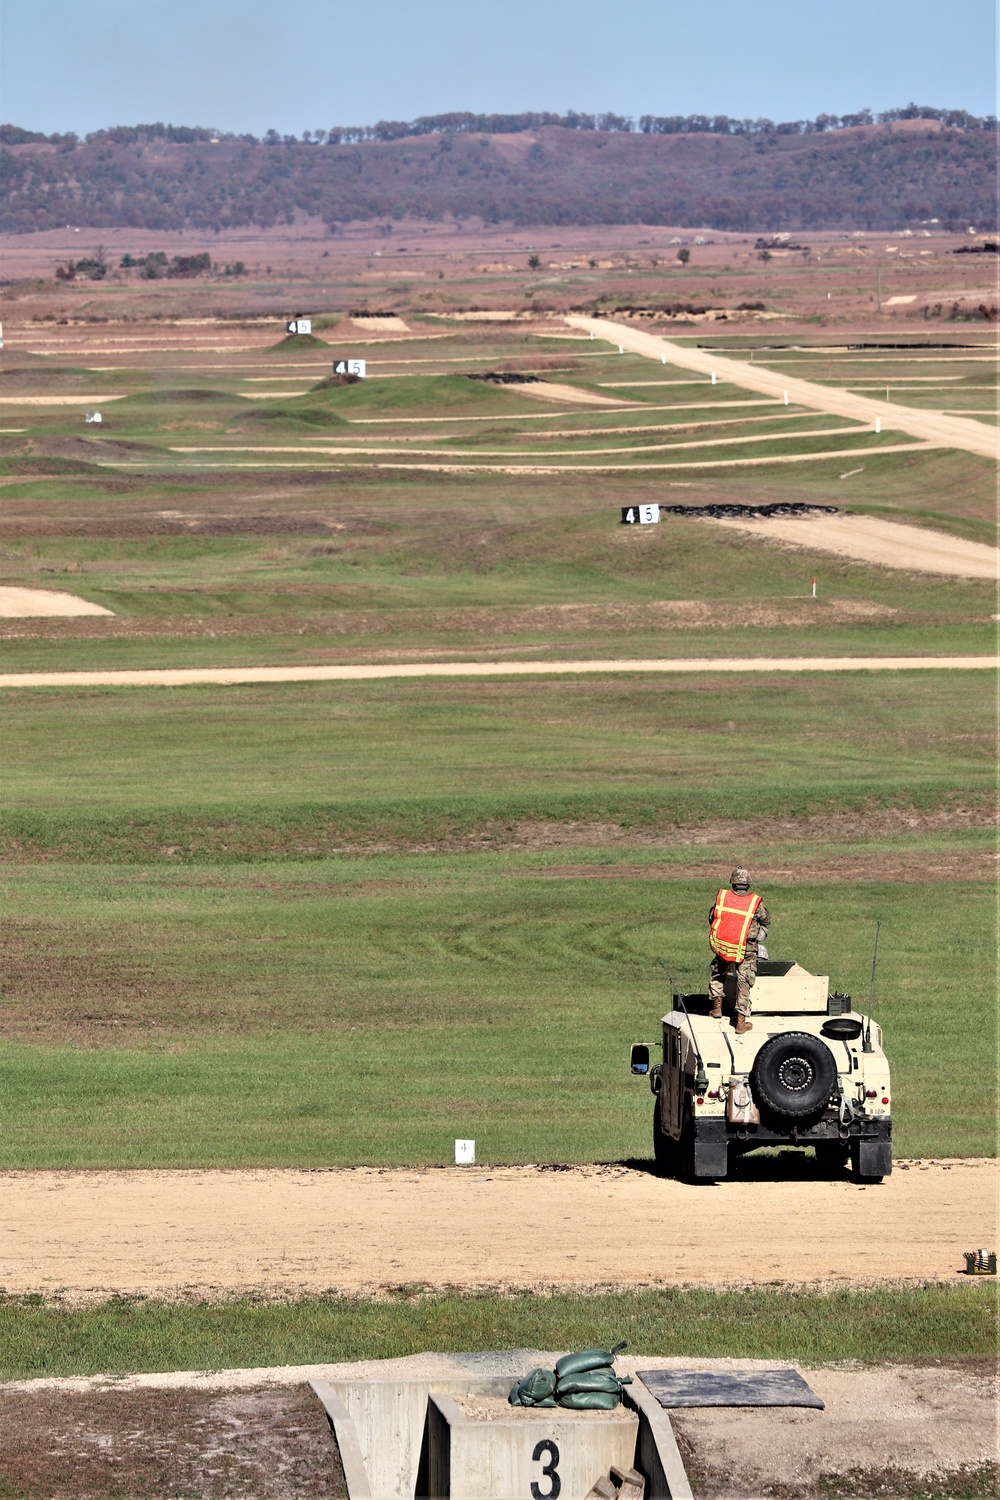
left=1, top=108, right=996, bottom=234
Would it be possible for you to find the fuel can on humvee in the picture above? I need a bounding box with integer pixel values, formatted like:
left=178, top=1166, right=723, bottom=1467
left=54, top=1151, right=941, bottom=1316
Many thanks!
left=629, top=960, right=892, bottom=1183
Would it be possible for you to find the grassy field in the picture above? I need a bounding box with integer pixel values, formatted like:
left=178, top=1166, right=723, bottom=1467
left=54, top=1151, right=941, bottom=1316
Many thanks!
left=0, top=450, right=995, bottom=673
left=1, top=291, right=997, bottom=1176
left=1, top=1285, right=993, bottom=1381
left=0, top=847, right=994, bottom=1164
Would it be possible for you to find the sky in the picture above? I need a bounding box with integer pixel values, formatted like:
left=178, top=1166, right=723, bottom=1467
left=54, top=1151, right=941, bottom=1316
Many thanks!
left=2, top=0, right=996, bottom=137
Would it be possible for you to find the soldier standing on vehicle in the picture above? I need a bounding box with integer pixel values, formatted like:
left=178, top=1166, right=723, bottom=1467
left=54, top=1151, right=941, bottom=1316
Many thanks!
left=708, top=867, right=769, bottom=1035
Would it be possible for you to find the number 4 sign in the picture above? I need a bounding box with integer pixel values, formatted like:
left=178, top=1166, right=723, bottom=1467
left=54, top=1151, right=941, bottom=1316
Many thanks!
left=620, top=504, right=660, bottom=525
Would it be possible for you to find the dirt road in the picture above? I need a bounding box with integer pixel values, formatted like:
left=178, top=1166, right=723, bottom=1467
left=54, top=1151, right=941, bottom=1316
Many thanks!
left=1, top=1161, right=993, bottom=1300
left=0, top=656, right=994, bottom=688
left=566, top=315, right=1000, bottom=462
left=712, top=513, right=1000, bottom=578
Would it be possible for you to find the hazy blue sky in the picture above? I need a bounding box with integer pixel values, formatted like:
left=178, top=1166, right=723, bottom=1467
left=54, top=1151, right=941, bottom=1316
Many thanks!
left=3, top=0, right=996, bottom=136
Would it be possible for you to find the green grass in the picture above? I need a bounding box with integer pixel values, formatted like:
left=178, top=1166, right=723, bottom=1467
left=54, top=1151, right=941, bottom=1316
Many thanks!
left=0, top=858, right=994, bottom=1164
left=0, top=1285, right=992, bottom=1381
left=818, top=1465, right=999, bottom=1500
left=4, top=672, right=994, bottom=813
left=2, top=625, right=994, bottom=674
left=0, top=479, right=994, bottom=652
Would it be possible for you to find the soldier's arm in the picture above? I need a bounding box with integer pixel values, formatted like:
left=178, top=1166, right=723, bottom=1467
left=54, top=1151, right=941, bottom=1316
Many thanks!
left=756, top=901, right=770, bottom=937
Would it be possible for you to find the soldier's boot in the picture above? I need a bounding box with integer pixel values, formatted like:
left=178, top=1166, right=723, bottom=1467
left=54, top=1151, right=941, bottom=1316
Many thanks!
left=709, top=998, right=723, bottom=1018
left=735, top=1013, right=753, bottom=1035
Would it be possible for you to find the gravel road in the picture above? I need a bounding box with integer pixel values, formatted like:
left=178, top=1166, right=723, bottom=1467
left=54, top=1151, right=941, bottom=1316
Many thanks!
left=566, top=316, right=1000, bottom=462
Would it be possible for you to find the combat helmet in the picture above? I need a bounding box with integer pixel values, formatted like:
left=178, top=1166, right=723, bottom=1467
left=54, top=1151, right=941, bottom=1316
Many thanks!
left=730, top=866, right=751, bottom=891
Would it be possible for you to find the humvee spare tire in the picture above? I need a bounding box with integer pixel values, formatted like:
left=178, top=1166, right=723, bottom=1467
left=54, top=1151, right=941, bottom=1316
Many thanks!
left=750, top=1032, right=837, bottom=1118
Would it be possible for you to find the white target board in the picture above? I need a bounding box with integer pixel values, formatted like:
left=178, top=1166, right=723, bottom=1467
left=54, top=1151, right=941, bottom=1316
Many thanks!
left=620, top=504, right=659, bottom=525
left=333, top=358, right=366, bottom=378
left=286, top=318, right=312, bottom=335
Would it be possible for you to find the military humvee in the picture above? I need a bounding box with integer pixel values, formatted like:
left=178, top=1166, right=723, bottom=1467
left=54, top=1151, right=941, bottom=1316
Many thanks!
left=629, top=960, right=892, bottom=1183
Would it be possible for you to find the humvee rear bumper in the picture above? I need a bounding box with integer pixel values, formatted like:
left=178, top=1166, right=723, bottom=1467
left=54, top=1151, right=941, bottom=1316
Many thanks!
left=690, top=1114, right=892, bottom=1180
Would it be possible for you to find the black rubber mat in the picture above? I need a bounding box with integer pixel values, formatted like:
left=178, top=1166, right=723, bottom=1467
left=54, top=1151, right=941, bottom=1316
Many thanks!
left=636, top=1368, right=824, bottom=1409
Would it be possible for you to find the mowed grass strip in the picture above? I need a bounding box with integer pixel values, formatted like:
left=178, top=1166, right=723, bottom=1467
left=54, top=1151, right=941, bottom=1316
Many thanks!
left=3, top=624, right=995, bottom=675
left=4, top=671, right=994, bottom=813
left=0, top=864, right=994, bottom=1163
left=0, top=1285, right=992, bottom=1381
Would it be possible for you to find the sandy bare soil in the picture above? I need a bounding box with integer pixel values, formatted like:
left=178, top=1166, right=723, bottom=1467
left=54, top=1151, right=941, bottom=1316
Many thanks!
left=350, top=315, right=410, bottom=331
left=0, top=655, right=994, bottom=688
left=0, top=586, right=114, bottom=618
left=711, top=513, right=1000, bottom=578
left=0, top=393, right=127, bottom=404
left=1, top=1160, right=993, bottom=1301
left=567, top=316, right=1000, bottom=462
left=518, top=380, right=626, bottom=405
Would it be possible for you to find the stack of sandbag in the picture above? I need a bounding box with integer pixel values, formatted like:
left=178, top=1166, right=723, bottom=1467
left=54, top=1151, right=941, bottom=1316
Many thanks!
left=509, top=1343, right=631, bottom=1410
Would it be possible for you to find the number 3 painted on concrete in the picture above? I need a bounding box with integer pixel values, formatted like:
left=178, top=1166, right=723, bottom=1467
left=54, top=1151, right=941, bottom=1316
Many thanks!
left=530, top=1437, right=561, bottom=1498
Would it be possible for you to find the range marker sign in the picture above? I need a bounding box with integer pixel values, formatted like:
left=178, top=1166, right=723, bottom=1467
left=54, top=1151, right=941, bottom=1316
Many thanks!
left=333, top=358, right=367, bottom=378
left=286, top=318, right=312, bottom=335
left=621, top=504, right=660, bottom=525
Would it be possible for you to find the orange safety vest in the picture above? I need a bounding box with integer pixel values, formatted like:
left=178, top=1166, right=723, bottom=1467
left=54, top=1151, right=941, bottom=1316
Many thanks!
left=709, top=888, right=762, bottom=963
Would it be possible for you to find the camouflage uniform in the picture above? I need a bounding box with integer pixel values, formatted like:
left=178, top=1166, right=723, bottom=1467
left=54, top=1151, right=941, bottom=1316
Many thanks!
left=708, top=896, right=769, bottom=1018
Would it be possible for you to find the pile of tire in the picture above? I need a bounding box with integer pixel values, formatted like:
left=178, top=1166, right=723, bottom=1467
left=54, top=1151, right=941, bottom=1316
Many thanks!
left=509, top=1343, right=631, bottom=1410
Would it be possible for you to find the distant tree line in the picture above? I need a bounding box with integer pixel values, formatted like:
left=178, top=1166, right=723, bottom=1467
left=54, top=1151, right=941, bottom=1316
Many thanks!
left=0, top=103, right=995, bottom=151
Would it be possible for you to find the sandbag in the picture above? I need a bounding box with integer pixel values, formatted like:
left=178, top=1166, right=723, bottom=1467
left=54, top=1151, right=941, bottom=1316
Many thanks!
left=558, top=1388, right=621, bottom=1410
left=509, top=1368, right=557, bottom=1406
left=556, top=1370, right=632, bottom=1397
left=554, top=1342, right=627, bottom=1381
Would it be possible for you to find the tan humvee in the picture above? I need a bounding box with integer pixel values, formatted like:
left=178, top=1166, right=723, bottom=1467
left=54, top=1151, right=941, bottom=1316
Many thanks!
left=630, top=960, right=892, bottom=1183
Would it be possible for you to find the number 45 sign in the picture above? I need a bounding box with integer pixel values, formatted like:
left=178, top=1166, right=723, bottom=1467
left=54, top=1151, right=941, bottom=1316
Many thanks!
left=621, top=504, right=659, bottom=525
left=333, top=358, right=367, bottom=378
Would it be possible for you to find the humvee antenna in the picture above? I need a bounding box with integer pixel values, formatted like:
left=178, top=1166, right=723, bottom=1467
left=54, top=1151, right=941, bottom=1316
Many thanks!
left=863, top=921, right=881, bottom=1054
left=660, top=959, right=708, bottom=1093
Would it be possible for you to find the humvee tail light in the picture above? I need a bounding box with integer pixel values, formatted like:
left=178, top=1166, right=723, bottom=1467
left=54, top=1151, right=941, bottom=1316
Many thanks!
left=865, top=1089, right=877, bottom=1098
left=696, top=1097, right=704, bottom=1105
left=882, top=1097, right=889, bottom=1104
left=707, top=1090, right=719, bottom=1100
